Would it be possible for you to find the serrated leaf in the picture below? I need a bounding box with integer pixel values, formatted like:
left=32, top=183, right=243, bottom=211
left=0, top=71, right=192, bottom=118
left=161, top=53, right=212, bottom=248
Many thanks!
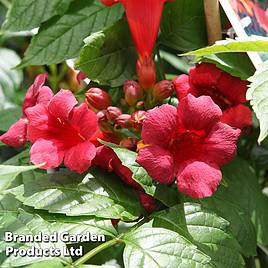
left=100, top=141, right=156, bottom=195
left=153, top=203, right=244, bottom=268
left=3, top=0, right=72, bottom=31
left=0, top=164, right=38, bottom=192
left=160, top=0, right=207, bottom=52
left=199, top=158, right=267, bottom=255
left=122, top=227, right=213, bottom=268
left=0, top=209, right=71, bottom=267
left=0, top=107, right=22, bottom=131
left=76, top=19, right=136, bottom=87
left=182, top=39, right=268, bottom=57
left=197, top=53, right=255, bottom=80
left=100, top=141, right=180, bottom=207
left=18, top=0, right=123, bottom=67
left=8, top=169, right=143, bottom=221
left=247, top=60, right=268, bottom=142
left=0, top=48, right=23, bottom=109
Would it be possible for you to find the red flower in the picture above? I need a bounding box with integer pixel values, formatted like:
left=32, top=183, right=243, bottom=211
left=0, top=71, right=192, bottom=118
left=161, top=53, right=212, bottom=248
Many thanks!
left=137, top=94, right=240, bottom=198
left=0, top=74, right=53, bottom=147
left=25, top=90, right=98, bottom=173
left=173, top=63, right=252, bottom=129
left=93, top=145, right=142, bottom=190
left=101, top=0, right=172, bottom=88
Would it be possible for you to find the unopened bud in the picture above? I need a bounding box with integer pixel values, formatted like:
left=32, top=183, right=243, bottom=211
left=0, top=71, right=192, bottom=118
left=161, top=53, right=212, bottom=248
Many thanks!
left=136, top=101, right=145, bottom=110
left=153, top=80, right=174, bottom=100
left=106, top=106, right=122, bottom=121
left=138, top=191, right=156, bottom=214
left=123, top=80, right=143, bottom=106
left=76, top=72, right=87, bottom=84
left=97, top=110, right=113, bottom=133
left=120, top=138, right=137, bottom=150
left=115, top=114, right=131, bottom=128
left=130, top=110, right=147, bottom=131
left=85, top=88, right=112, bottom=111
left=101, top=0, right=118, bottom=6
left=136, top=57, right=156, bottom=89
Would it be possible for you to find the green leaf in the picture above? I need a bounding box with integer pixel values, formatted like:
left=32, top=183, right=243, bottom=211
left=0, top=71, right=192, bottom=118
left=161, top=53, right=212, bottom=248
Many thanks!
left=199, top=158, right=268, bottom=255
left=24, top=260, right=65, bottom=268
left=3, top=0, right=72, bottom=31
left=0, top=48, right=23, bottom=108
left=0, top=209, right=71, bottom=267
left=160, top=50, right=192, bottom=74
left=197, top=53, right=255, bottom=80
left=100, top=141, right=156, bottom=195
left=0, top=164, right=39, bottom=192
left=182, top=39, right=268, bottom=57
left=123, top=227, right=214, bottom=268
left=0, top=107, right=21, bottom=131
left=76, top=19, right=136, bottom=87
left=8, top=169, right=143, bottom=221
left=100, top=141, right=180, bottom=207
left=247, top=60, right=268, bottom=143
left=153, top=203, right=244, bottom=268
left=18, top=0, right=123, bottom=67
left=160, top=0, right=207, bottom=52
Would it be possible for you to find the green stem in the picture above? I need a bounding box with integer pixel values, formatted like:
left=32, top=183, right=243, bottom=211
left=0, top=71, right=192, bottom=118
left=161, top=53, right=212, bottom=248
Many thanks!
left=155, top=47, right=166, bottom=80
left=72, top=237, right=122, bottom=267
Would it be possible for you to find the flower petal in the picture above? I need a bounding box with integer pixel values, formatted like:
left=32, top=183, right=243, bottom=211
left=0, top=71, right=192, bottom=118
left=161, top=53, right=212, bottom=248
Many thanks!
left=221, top=105, right=252, bottom=129
left=120, top=0, right=165, bottom=58
left=64, top=140, right=96, bottom=173
left=48, top=89, right=77, bottom=121
left=69, top=103, right=98, bottom=139
left=37, top=86, right=54, bottom=106
left=177, top=94, right=222, bottom=132
left=203, top=122, right=240, bottom=166
left=176, top=161, right=221, bottom=199
left=30, top=138, right=64, bottom=169
left=93, top=145, right=115, bottom=172
left=23, top=74, right=48, bottom=113
left=137, top=145, right=175, bottom=184
left=25, top=104, right=50, bottom=142
left=142, top=104, right=177, bottom=147
left=189, top=63, right=222, bottom=89
left=173, top=74, right=192, bottom=100
left=217, top=72, right=248, bottom=105
left=0, top=118, right=28, bottom=148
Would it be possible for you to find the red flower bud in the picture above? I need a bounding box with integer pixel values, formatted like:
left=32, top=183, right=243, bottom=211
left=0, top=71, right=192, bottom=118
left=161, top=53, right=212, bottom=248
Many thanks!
left=123, top=80, right=143, bottom=106
left=106, top=106, right=122, bottom=121
left=153, top=80, right=174, bottom=100
left=136, top=101, right=145, bottom=110
left=130, top=110, right=147, bottom=130
left=138, top=191, right=156, bottom=214
left=97, top=110, right=113, bottom=133
left=85, top=88, right=112, bottom=111
left=120, top=138, right=137, bottom=150
left=136, top=57, right=156, bottom=89
left=101, top=0, right=118, bottom=6
left=115, top=114, right=131, bottom=128
left=76, top=72, right=87, bottom=84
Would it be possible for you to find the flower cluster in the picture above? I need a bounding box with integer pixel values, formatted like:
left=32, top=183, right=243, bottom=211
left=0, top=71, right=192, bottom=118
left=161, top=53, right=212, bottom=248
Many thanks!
left=0, top=0, right=252, bottom=214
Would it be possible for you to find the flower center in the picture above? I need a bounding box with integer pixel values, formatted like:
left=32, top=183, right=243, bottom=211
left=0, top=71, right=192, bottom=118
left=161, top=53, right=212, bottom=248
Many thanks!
left=198, top=86, right=233, bottom=110
left=169, top=129, right=206, bottom=164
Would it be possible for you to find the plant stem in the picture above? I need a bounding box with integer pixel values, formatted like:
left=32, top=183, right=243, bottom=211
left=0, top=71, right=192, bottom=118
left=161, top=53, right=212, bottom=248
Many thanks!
left=72, top=237, right=122, bottom=267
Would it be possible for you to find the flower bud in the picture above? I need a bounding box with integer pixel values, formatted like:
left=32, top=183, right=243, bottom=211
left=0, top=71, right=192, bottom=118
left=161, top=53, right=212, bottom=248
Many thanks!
left=136, top=101, right=145, bottom=110
left=85, top=88, right=112, bottom=111
left=115, top=114, right=131, bottom=128
left=101, top=0, right=118, bottom=6
left=136, top=57, right=156, bottom=89
left=130, top=110, right=147, bottom=131
left=153, top=80, right=174, bottom=100
left=97, top=110, right=113, bottom=133
left=106, top=106, right=122, bottom=121
left=123, top=80, right=143, bottom=106
left=120, top=138, right=137, bottom=150
left=76, top=72, right=87, bottom=84
left=138, top=191, right=156, bottom=214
